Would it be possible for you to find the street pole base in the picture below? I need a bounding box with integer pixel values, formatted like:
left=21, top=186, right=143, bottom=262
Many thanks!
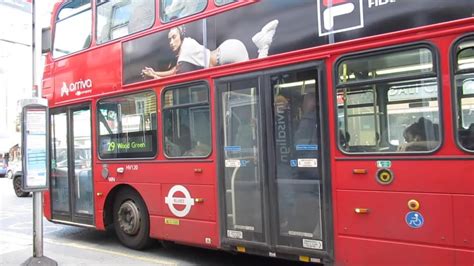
left=22, top=256, right=58, bottom=266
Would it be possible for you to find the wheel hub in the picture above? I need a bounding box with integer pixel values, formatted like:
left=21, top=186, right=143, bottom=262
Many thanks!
left=117, top=200, right=141, bottom=235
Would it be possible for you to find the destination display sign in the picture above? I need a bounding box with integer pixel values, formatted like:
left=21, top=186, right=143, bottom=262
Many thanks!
left=99, top=132, right=156, bottom=159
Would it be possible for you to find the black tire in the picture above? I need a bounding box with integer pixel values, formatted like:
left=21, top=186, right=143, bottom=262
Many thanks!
left=113, top=188, right=153, bottom=250
left=13, top=176, right=29, bottom=197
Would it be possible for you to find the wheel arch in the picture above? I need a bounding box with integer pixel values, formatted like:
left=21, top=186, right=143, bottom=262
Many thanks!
left=103, top=184, right=149, bottom=229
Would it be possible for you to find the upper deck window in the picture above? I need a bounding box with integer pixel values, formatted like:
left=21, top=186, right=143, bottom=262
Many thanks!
left=96, top=0, right=155, bottom=44
left=53, top=0, right=92, bottom=58
left=215, top=0, right=235, bottom=6
left=97, top=91, right=157, bottom=159
left=160, top=0, right=207, bottom=23
left=162, top=83, right=211, bottom=158
left=454, top=38, right=474, bottom=151
left=336, top=46, right=441, bottom=153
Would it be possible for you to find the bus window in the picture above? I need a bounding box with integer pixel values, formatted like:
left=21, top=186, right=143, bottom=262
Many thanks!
left=160, top=0, right=207, bottom=23
left=215, top=0, right=235, bottom=6
left=454, top=38, right=474, bottom=151
left=336, top=47, right=441, bottom=153
left=96, top=0, right=155, bottom=44
left=53, top=0, right=92, bottom=58
left=162, top=83, right=211, bottom=158
left=97, top=91, right=157, bottom=159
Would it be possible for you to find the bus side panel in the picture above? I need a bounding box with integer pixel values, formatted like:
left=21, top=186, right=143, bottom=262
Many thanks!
left=132, top=183, right=163, bottom=217
left=334, top=160, right=474, bottom=194
left=337, top=236, right=455, bottom=266
left=154, top=184, right=217, bottom=247
left=456, top=250, right=474, bottom=265
left=453, top=195, right=474, bottom=248
left=160, top=184, right=216, bottom=221
left=152, top=216, right=218, bottom=248
left=44, top=191, right=52, bottom=220
left=336, top=190, right=454, bottom=246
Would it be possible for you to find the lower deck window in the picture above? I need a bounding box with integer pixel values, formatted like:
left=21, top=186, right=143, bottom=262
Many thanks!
left=454, top=39, right=474, bottom=151
left=97, top=91, right=157, bottom=159
left=163, top=83, right=211, bottom=158
left=336, top=47, right=441, bottom=153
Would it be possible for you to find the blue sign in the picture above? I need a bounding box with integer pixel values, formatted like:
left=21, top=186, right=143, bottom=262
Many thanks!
left=295, top=144, right=318, bottom=151
left=290, top=160, right=297, bottom=167
left=224, top=146, right=241, bottom=152
left=405, top=211, right=424, bottom=229
left=240, top=160, right=250, bottom=167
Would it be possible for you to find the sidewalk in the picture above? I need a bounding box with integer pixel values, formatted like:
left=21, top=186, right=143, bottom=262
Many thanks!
left=0, top=230, right=177, bottom=266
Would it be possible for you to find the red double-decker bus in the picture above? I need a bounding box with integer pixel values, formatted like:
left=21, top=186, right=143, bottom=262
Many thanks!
left=39, top=0, right=474, bottom=264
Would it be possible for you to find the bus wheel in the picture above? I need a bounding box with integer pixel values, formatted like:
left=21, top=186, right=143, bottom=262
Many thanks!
left=113, top=188, right=153, bottom=250
left=13, top=176, right=29, bottom=197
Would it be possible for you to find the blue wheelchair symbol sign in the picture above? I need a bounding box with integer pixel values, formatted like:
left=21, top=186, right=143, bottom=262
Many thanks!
left=290, top=160, right=297, bottom=167
left=405, top=211, right=424, bottom=228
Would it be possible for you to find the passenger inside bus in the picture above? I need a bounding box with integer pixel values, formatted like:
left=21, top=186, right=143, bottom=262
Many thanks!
left=141, top=20, right=279, bottom=78
left=339, top=130, right=350, bottom=150
left=294, top=93, right=318, bottom=144
left=399, top=117, right=439, bottom=151
left=293, top=92, right=321, bottom=180
left=459, top=123, right=474, bottom=150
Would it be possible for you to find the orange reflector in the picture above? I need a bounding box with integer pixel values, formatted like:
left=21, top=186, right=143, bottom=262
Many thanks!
left=299, top=256, right=310, bottom=262
left=408, top=199, right=420, bottom=211
left=194, top=168, right=203, bottom=173
left=236, top=246, right=246, bottom=253
left=194, top=198, right=204, bottom=203
left=354, top=208, right=369, bottom=214
left=353, top=169, right=367, bottom=174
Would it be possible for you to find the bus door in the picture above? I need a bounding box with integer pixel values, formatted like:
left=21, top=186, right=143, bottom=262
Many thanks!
left=50, top=105, right=94, bottom=225
left=217, top=63, right=330, bottom=258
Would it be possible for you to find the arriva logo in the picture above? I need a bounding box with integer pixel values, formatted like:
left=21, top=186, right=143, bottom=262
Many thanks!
left=60, top=79, right=93, bottom=97
left=318, top=0, right=364, bottom=36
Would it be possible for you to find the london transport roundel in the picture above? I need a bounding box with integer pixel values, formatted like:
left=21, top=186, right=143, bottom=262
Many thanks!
left=165, top=185, right=195, bottom=217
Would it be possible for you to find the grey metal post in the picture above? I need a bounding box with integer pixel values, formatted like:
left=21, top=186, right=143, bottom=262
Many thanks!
left=22, top=1, right=57, bottom=265
left=31, top=0, right=42, bottom=257
left=33, top=192, right=43, bottom=257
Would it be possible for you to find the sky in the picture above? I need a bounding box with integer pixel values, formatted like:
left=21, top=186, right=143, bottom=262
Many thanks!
left=0, top=0, right=59, bottom=151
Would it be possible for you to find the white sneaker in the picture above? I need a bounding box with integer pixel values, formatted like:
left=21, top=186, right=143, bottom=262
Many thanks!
left=252, top=19, right=279, bottom=58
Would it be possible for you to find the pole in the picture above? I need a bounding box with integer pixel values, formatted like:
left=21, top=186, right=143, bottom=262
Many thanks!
left=33, top=192, right=43, bottom=257
left=31, top=0, right=43, bottom=256
left=22, top=1, right=56, bottom=265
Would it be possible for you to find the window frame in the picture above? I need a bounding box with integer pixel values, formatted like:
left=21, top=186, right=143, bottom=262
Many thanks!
left=161, top=81, right=212, bottom=159
left=53, top=0, right=93, bottom=59
left=451, top=34, right=474, bottom=153
left=159, top=0, right=208, bottom=24
left=96, top=90, right=158, bottom=160
left=95, top=0, right=156, bottom=45
left=333, top=42, right=443, bottom=155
